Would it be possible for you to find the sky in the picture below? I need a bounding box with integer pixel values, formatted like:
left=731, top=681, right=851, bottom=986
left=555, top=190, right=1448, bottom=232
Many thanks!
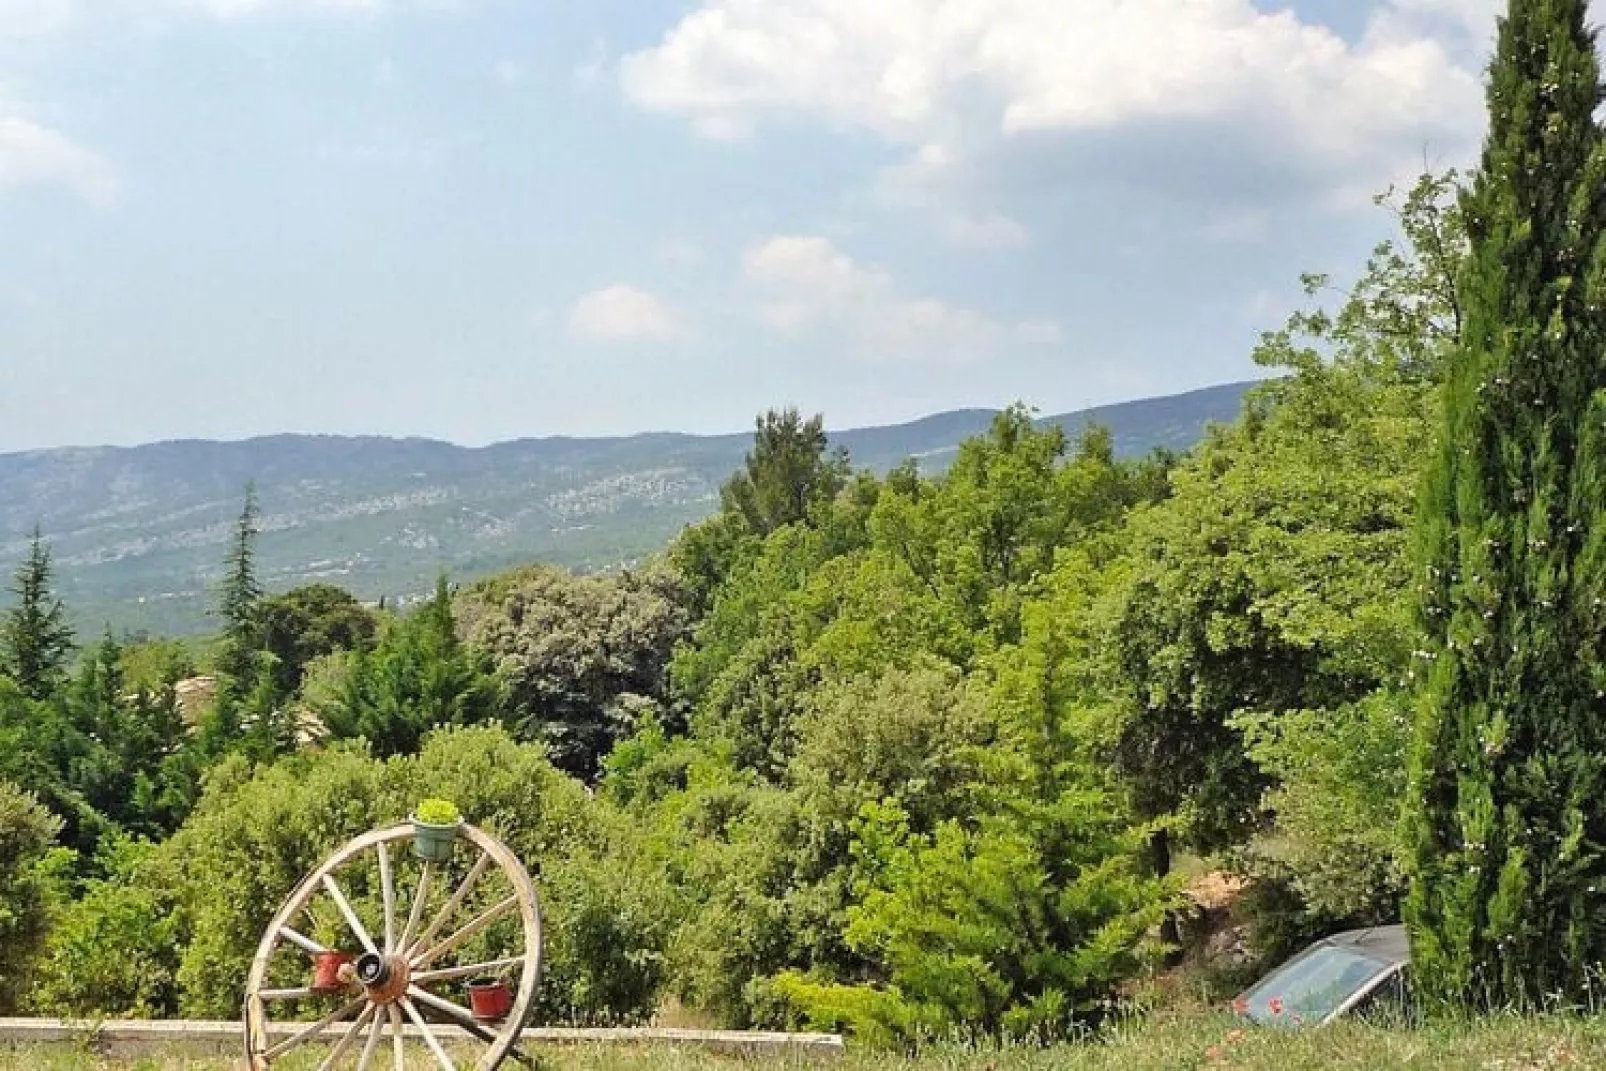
left=0, top=0, right=1513, bottom=450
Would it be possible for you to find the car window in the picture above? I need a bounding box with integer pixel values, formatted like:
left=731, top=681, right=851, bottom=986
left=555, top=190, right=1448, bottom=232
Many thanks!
left=1235, top=945, right=1393, bottom=1026
left=1349, top=969, right=1415, bottom=1025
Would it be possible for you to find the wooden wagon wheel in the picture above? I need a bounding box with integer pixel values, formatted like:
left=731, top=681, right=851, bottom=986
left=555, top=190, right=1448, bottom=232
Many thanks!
left=243, top=822, right=542, bottom=1070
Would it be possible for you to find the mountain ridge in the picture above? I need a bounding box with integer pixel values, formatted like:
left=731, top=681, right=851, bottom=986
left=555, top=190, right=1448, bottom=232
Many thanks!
left=0, top=381, right=1258, bottom=636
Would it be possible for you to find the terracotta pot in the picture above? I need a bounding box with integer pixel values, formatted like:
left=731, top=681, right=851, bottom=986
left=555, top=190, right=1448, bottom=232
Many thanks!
left=312, top=951, right=355, bottom=993
left=466, top=980, right=514, bottom=1021
left=410, top=815, right=461, bottom=862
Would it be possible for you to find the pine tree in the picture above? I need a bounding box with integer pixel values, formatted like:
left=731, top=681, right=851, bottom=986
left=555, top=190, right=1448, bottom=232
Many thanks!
left=0, top=527, right=74, bottom=701
left=720, top=408, right=848, bottom=535
left=216, top=485, right=264, bottom=687
left=1405, top=0, right=1606, bottom=1007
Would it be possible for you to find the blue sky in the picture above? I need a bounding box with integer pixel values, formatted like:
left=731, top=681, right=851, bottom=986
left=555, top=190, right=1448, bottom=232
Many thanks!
left=0, top=0, right=1505, bottom=450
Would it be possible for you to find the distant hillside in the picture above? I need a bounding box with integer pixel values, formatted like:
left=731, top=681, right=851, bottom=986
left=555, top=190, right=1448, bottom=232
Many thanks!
left=0, top=381, right=1255, bottom=636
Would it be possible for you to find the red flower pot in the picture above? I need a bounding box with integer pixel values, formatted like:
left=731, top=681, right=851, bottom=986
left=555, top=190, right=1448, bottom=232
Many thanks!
left=312, top=951, right=355, bottom=993
left=467, top=981, right=513, bottom=1020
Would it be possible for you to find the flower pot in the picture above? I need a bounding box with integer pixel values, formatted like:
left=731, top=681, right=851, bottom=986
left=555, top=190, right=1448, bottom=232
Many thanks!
left=466, top=980, right=513, bottom=1021
left=311, top=951, right=355, bottom=993
left=410, top=815, right=461, bottom=862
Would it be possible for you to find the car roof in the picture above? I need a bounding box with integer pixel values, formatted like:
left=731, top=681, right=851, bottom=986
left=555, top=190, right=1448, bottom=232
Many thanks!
left=1316, top=924, right=1410, bottom=967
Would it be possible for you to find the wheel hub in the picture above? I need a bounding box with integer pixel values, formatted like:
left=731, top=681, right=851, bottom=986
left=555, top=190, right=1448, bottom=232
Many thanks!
left=355, top=951, right=411, bottom=1004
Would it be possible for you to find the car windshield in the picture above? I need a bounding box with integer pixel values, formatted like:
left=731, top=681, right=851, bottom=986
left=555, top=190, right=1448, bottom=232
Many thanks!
left=1237, top=945, right=1393, bottom=1026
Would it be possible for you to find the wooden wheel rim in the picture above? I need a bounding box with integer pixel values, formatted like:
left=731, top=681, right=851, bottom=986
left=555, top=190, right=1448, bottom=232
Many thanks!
left=243, top=823, right=543, bottom=1070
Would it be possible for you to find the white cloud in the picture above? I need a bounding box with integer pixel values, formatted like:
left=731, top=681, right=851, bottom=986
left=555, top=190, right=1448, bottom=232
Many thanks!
left=568, top=284, right=685, bottom=343
left=0, top=114, right=117, bottom=205
left=745, top=235, right=888, bottom=315
left=742, top=234, right=1057, bottom=360
left=621, top=0, right=1486, bottom=204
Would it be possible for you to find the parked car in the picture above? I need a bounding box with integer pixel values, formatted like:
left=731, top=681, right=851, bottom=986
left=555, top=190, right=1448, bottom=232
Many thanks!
left=1232, top=924, right=1410, bottom=1027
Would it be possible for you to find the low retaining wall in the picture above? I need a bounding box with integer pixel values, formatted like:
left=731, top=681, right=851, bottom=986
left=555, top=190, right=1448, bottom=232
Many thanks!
left=0, top=1017, right=845, bottom=1059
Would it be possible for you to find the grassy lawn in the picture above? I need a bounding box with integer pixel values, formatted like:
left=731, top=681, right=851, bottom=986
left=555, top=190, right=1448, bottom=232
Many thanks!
left=4, top=1013, right=1606, bottom=1070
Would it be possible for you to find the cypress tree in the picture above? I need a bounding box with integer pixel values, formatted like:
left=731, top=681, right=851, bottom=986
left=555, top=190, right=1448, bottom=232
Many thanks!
left=1405, top=0, right=1606, bottom=1007
left=216, top=484, right=264, bottom=687
left=0, top=527, right=74, bottom=701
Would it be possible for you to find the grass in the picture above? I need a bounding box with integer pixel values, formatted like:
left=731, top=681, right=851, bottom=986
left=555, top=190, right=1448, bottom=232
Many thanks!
left=6, top=1013, right=1606, bottom=1070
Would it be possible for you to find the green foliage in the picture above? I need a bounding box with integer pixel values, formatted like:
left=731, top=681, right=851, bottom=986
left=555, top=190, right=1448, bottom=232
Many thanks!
left=669, top=511, right=754, bottom=620
left=30, top=838, right=181, bottom=1017
left=313, top=576, right=503, bottom=757
left=774, top=795, right=1173, bottom=1044
left=1, top=529, right=74, bottom=702
left=534, top=805, right=683, bottom=1025
left=646, top=406, right=1195, bottom=1034
left=0, top=632, right=198, bottom=855
left=721, top=408, right=849, bottom=537
left=1100, top=169, right=1460, bottom=886
left=1255, top=170, right=1465, bottom=386
left=0, top=780, right=63, bottom=1013
left=790, top=665, right=992, bottom=839
left=1405, top=0, right=1606, bottom=1009
left=116, top=637, right=196, bottom=694
left=455, top=564, right=690, bottom=780
left=258, top=583, right=376, bottom=699
left=215, top=485, right=264, bottom=687
left=59, top=633, right=199, bottom=838
left=413, top=797, right=461, bottom=824
left=1234, top=690, right=1409, bottom=921
left=1104, top=370, right=1432, bottom=860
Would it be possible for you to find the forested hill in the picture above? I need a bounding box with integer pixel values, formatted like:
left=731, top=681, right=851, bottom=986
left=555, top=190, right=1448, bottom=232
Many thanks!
left=0, top=381, right=1253, bottom=635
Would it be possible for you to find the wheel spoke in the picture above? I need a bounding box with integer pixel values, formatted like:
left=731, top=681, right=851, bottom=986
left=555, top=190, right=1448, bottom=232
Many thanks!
left=408, top=986, right=536, bottom=1069
left=316, top=1003, right=375, bottom=1070
left=413, top=895, right=518, bottom=971
left=407, top=985, right=497, bottom=1040
left=355, top=1003, right=386, bottom=1071
left=408, top=853, right=492, bottom=958
left=378, top=841, right=397, bottom=953
left=388, top=1003, right=405, bottom=1070
left=407, top=982, right=488, bottom=1034
left=401, top=996, right=456, bottom=1070
left=412, top=956, right=525, bottom=986
left=262, top=996, right=366, bottom=1061
left=322, top=873, right=379, bottom=957
left=279, top=926, right=330, bottom=956
left=399, top=861, right=433, bottom=952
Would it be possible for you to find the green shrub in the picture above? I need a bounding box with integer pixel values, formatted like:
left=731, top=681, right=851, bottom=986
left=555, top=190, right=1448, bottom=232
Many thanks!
left=770, top=796, right=1175, bottom=1045
left=0, top=779, right=62, bottom=1013
left=31, top=840, right=181, bottom=1016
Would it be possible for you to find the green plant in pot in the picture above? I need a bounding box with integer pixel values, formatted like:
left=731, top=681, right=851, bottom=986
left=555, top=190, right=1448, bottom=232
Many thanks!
left=410, top=798, right=463, bottom=861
